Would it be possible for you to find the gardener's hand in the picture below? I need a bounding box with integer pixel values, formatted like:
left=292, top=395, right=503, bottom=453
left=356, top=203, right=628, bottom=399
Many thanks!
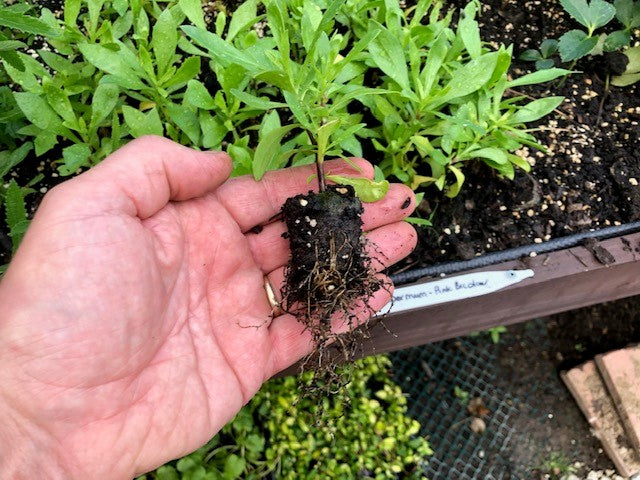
left=0, top=136, right=416, bottom=479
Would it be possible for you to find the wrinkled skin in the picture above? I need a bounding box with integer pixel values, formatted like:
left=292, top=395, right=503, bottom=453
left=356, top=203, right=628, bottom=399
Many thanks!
left=0, top=136, right=416, bottom=479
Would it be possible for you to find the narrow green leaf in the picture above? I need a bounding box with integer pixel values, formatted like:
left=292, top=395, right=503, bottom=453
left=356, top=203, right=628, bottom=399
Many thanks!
left=0, top=40, right=26, bottom=52
left=90, top=83, right=120, bottom=129
left=253, top=124, right=297, bottom=180
left=0, top=9, right=59, bottom=36
left=227, top=0, right=259, bottom=42
left=458, top=3, right=481, bottom=59
left=0, top=143, right=32, bottom=178
left=367, top=21, right=410, bottom=90
left=231, top=89, right=287, bottom=110
left=445, top=165, right=465, bottom=198
left=5, top=180, right=29, bottom=253
left=165, top=56, right=200, bottom=89
left=437, top=52, right=499, bottom=104
left=507, top=68, right=572, bottom=87
left=509, top=96, right=564, bottom=124
left=464, top=147, right=508, bottom=164
left=152, top=9, right=179, bottom=77
left=64, top=0, right=81, bottom=26
left=611, top=71, right=640, bottom=86
left=178, top=0, right=206, bottom=29
left=78, top=43, right=145, bottom=89
left=14, top=92, right=62, bottom=130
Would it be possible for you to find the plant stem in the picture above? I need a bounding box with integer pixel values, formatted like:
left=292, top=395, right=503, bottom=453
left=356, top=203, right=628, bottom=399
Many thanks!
left=316, top=156, right=326, bottom=191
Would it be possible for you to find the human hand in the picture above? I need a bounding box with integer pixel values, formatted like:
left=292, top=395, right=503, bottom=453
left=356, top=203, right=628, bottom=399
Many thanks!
left=0, top=136, right=416, bottom=479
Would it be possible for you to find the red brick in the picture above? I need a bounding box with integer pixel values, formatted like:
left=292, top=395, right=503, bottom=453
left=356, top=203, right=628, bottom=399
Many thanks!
left=562, top=360, right=640, bottom=477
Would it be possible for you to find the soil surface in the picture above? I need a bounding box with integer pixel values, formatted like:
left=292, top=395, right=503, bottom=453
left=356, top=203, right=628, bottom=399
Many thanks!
left=396, top=0, right=640, bottom=272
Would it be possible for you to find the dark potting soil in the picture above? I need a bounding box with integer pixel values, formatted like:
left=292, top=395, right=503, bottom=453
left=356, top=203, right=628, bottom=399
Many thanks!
left=395, top=0, right=640, bottom=272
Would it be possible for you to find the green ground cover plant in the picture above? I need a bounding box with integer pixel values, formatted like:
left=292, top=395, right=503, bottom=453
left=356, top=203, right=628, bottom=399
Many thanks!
left=137, top=356, right=432, bottom=480
left=521, top=0, right=640, bottom=77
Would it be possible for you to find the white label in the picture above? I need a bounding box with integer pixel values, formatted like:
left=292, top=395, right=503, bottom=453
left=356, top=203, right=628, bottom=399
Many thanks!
left=380, top=269, right=535, bottom=315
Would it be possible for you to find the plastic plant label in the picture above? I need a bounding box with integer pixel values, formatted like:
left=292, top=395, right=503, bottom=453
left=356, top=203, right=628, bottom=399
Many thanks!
left=381, top=269, right=535, bottom=314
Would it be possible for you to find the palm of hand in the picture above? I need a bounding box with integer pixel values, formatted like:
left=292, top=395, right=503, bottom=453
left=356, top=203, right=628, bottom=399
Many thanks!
left=0, top=137, right=416, bottom=478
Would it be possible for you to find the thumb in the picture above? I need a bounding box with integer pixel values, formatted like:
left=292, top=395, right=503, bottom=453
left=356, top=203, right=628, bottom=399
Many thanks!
left=55, top=136, right=232, bottom=219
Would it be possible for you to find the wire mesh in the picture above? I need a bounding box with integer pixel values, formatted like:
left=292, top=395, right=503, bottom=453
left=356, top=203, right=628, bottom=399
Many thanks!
left=389, top=320, right=587, bottom=479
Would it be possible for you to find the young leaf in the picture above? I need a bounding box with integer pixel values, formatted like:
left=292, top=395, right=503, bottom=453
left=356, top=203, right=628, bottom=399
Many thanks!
left=445, top=165, right=465, bottom=198
left=90, top=83, right=120, bottom=129
left=122, top=105, right=163, bottom=137
left=0, top=8, right=60, bottom=36
left=152, top=9, right=179, bottom=77
left=507, top=68, right=572, bottom=87
left=252, top=124, right=297, bottom=180
left=14, top=92, right=62, bottom=130
left=227, top=0, right=259, bottom=42
left=78, top=43, right=146, bottom=89
left=367, top=21, right=410, bottom=91
left=185, top=80, right=216, bottom=110
left=0, top=143, right=32, bottom=178
left=603, top=30, right=630, bottom=51
left=540, top=39, right=560, bottom=57
left=59, top=143, right=92, bottom=176
left=560, top=0, right=615, bottom=30
left=615, top=0, right=640, bottom=28
left=558, top=30, right=599, bottom=62
left=519, top=49, right=543, bottom=61
left=5, top=180, right=29, bottom=253
left=325, top=175, right=390, bottom=202
left=178, top=0, right=206, bottom=29
left=458, top=2, right=482, bottom=59
left=436, top=52, right=499, bottom=105
left=508, top=96, right=564, bottom=124
left=231, top=89, right=287, bottom=110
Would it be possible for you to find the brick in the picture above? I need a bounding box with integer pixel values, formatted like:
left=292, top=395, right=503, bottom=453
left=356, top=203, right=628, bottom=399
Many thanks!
left=596, top=347, right=640, bottom=456
left=562, top=361, right=640, bottom=478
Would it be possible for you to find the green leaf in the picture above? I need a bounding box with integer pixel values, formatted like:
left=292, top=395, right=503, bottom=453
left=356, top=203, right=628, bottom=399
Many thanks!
left=0, top=143, right=32, bottom=178
left=64, top=0, right=81, bottom=26
left=78, top=43, right=146, bottom=89
left=90, top=83, right=120, bottom=129
left=59, top=143, right=92, bottom=176
left=464, top=147, right=508, bottom=164
left=367, top=21, right=410, bottom=91
left=227, top=0, right=259, bottom=42
left=445, top=165, right=465, bottom=198
left=536, top=58, right=556, bottom=69
left=0, top=40, right=26, bottom=52
left=199, top=111, right=228, bottom=149
left=541, top=39, right=560, bottom=57
left=252, top=124, right=297, bottom=180
left=259, top=110, right=281, bottom=139
left=231, top=89, right=287, bottom=110
left=185, top=80, right=216, bottom=109
left=165, top=103, right=200, bottom=144
left=5, top=180, right=29, bottom=253
left=509, top=96, right=564, bottom=124
left=14, top=92, right=62, bottom=130
left=405, top=216, right=432, bottom=227
left=519, top=49, right=543, bottom=61
left=611, top=71, right=640, bottom=86
left=152, top=9, right=179, bottom=77
left=165, top=56, right=201, bottom=89
left=507, top=68, right=572, bottom=87
left=181, top=26, right=262, bottom=72
left=301, top=1, right=322, bottom=52
left=326, top=175, right=390, bottom=202
left=155, top=465, right=179, bottom=480
left=458, top=2, right=481, bottom=59
left=43, top=82, right=76, bottom=126
left=603, top=30, right=630, bottom=51
left=615, top=0, right=640, bottom=28
left=0, top=9, right=60, bottom=36
left=34, top=131, right=57, bottom=156
left=437, top=52, right=499, bottom=104
left=560, top=0, right=616, bottom=29
left=122, top=106, right=163, bottom=137
left=178, top=0, right=206, bottom=29
left=223, top=454, right=245, bottom=480
left=558, top=30, right=599, bottom=62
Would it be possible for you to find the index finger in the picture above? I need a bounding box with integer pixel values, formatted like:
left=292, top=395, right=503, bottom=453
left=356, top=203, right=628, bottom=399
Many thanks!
left=215, top=158, right=374, bottom=232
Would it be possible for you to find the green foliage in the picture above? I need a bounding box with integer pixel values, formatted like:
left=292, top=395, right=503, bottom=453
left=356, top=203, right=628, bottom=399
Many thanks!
left=139, top=356, right=432, bottom=480
left=612, top=45, right=640, bottom=86
left=522, top=0, right=640, bottom=68
left=1, top=0, right=563, bottom=204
